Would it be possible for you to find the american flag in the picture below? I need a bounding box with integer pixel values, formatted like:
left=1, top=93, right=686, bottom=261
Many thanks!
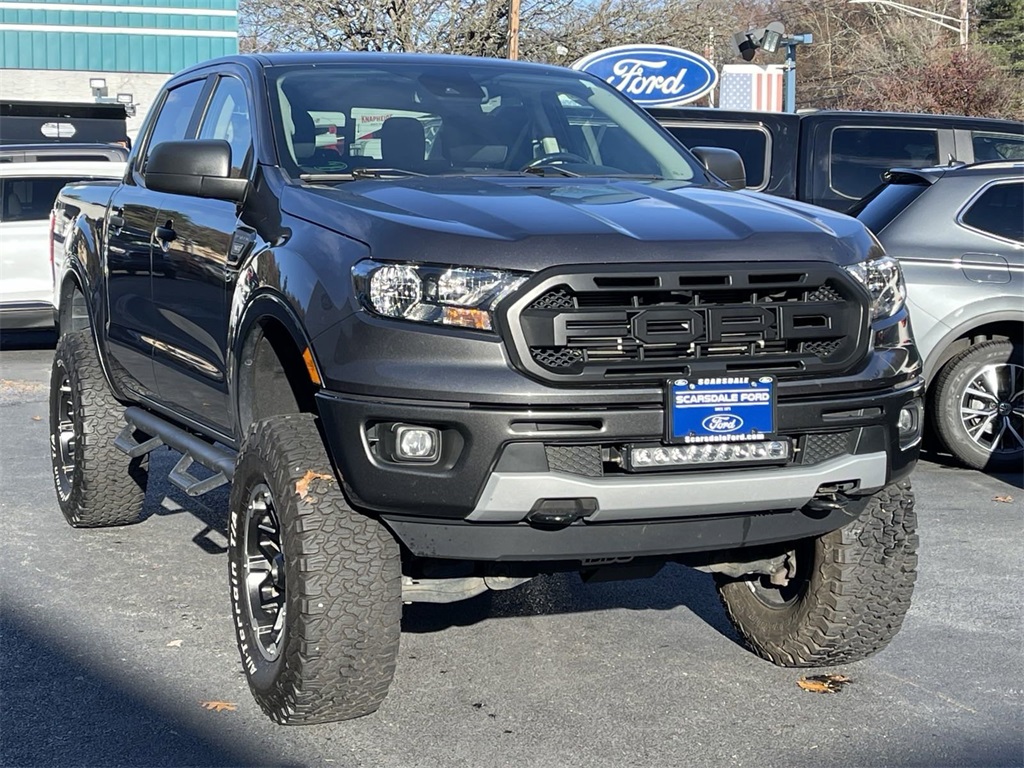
left=717, top=64, right=784, bottom=111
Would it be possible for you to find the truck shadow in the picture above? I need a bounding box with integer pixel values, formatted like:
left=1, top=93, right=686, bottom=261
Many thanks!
left=0, top=604, right=297, bottom=768
left=402, top=564, right=740, bottom=646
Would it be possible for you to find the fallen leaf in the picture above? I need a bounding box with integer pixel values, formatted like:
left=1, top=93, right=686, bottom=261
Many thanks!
left=797, top=674, right=852, bottom=694
left=165, top=639, right=183, bottom=648
left=200, top=701, right=238, bottom=713
left=993, top=495, right=1013, bottom=503
left=31, top=416, right=41, bottom=421
left=295, top=470, right=334, bottom=500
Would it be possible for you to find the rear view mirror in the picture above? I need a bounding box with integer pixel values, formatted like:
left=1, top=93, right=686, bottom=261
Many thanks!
left=145, top=140, right=248, bottom=202
left=691, top=146, right=747, bottom=191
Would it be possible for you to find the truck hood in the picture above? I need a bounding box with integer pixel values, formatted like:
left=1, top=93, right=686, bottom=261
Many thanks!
left=281, top=176, right=877, bottom=271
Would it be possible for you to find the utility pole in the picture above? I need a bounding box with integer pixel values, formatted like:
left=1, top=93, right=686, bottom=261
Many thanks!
left=507, top=0, right=521, bottom=60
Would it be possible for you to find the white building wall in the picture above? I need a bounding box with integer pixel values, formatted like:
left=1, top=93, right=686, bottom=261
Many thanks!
left=0, top=69, right=170, bottom=139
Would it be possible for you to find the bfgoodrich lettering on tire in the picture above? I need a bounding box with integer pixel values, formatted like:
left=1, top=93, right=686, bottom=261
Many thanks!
left=228, top=413, right=402, bottom=724
left=715, top=482, right=918, bottom=667
left=49, top=330, right=148, bottom=527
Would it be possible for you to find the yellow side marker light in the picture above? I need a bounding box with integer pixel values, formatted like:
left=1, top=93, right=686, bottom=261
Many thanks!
left=302, top=347, right=322, bottom=386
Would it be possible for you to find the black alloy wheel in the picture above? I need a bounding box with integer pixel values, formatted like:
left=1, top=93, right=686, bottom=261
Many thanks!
left=242, top=483, right=287, bottom=661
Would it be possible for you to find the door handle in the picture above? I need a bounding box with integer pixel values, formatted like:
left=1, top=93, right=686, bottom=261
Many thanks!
left=154, top=224, right=177, bottom=244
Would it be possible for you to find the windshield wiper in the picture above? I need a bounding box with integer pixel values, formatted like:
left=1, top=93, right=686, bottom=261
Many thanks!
left=299, top=173, right=355, bottom=182
left=522, top=164, right=583, bottom=178
left=298, top=168, right=426, bottom=183
left=351, top=167, right=425, bottom=179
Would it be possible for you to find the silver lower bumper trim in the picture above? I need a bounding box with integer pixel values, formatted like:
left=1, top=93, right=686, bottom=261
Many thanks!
left=467, top=452, right=889, bottom=523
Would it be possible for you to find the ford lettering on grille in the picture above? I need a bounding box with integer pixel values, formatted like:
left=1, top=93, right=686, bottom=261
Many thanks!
left=501, top=265, right=868, bottom=385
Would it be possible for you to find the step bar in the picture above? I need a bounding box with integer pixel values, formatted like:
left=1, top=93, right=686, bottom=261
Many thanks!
left=114, top=406, right=237, bottom=496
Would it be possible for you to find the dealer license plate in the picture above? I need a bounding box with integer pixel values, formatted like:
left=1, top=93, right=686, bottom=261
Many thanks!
left=667, top=376, right=776, bottom=444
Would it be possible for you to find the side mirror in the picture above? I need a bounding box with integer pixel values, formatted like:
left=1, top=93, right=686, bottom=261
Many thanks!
left=145, top=140, right=248, bottom=203
left=690, top=146, right=747, bottom=191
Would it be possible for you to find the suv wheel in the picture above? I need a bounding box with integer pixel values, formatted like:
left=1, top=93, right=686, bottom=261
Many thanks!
left=49, top=330, right=148, bottom=527
left=715, top=482, right=918, bottom=667
left=228, top=413, right=402, bottom=724
left=933, top=340, right=1023, bottom=471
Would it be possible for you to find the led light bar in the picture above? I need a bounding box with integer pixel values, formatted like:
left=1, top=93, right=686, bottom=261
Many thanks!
left=631, top=440, right=790, bottom=468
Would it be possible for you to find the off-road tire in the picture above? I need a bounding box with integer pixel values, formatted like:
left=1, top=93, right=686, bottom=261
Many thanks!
left=933, top=340, right=1023, bottom=471
left=228, top=413, right=402, bottom=724
left=49, top=330, right=148, bottom=527
left=715, top=481, right=918, bottom=667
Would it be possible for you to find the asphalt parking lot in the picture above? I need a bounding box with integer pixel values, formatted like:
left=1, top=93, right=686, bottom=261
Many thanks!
left=1, top=334, right=1021, bottom=768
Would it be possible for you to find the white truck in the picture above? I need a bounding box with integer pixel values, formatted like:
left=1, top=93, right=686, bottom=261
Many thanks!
left=0, top=158, right=125, bottom=329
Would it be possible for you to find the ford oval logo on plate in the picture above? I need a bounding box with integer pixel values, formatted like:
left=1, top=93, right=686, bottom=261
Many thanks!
left=573, top=44, right=719, bottom=107
left=702, top=414, right=743, bottom=433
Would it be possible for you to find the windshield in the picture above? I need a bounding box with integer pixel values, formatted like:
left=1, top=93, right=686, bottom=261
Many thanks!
left=267, top=62, right=705, bottom=182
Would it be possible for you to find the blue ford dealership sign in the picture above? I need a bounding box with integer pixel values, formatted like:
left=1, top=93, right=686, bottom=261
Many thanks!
left=572, top=44, right=718, bottom=107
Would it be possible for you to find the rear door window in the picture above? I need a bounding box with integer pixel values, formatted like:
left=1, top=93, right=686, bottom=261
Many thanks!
left=663, top=125, right=770, bottom=189
left=971, top=131, right=1024, bottom=161
left=960, top=181, right=1024, bottom=243
left=830, top=127, right=939, bottom=201
left=1, top=177, right=81, bottom=222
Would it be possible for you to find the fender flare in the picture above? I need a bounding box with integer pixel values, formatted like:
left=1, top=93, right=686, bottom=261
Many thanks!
left=230, top=290, right=323, bottom=433
left=58, top=217, right=113, bottom=382
left=57, top=213, right=99, bottom=330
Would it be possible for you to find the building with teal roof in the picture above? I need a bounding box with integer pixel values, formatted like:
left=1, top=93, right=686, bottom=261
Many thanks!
left=0, top=0, right=239, bottom=137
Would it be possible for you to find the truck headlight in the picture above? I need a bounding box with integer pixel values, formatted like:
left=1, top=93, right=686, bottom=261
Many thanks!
left=353, top=260, right=527, bottom=331
left=843, top=254, right=906, bottom=321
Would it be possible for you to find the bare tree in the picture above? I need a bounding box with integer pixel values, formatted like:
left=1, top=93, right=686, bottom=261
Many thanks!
left=237, top=0, right=1022, bottom=117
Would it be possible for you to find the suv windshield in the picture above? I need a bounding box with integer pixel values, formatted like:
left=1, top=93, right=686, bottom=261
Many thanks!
left=268, top=62, right=705, bottom=182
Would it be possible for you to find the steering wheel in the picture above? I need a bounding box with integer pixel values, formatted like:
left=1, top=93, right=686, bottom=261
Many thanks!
left=520, top=152, right=589, bottom=171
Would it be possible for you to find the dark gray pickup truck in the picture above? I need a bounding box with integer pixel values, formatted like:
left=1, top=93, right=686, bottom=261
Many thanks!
left=50, top=52, right=923, bottom=725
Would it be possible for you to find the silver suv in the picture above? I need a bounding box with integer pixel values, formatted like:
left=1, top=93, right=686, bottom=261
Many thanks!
left=855, top=161, right=1023, bottom=471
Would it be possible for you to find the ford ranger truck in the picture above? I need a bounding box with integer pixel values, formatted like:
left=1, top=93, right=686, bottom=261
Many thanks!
left=49, top=53, right=923, bottom=725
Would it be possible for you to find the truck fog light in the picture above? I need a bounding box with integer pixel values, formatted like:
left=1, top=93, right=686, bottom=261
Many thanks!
left=898, top=400, right=923, bottom=449
left=394, top=424, right=440, bottom=462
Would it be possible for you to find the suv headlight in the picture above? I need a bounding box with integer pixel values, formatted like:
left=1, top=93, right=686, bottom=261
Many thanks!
left=353, top=260, right=527, bottom=331
left=843, top=254, right=906, bottom=321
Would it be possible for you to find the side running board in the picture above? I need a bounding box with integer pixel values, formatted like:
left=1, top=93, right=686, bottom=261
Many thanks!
left=114, top=406, right=238, bottom=497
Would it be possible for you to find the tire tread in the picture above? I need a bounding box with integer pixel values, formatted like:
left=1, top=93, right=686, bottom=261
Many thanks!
left=50, top=331, right=147, bottom=528
left=717, top=481, right=918, bottom=667
left=228, top=413, right=401, bottom=725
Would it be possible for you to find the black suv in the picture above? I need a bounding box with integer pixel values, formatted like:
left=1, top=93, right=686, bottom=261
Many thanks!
left=649, top=107, right=1024, bottom=212
left=51, top=53, right=923, bottom=724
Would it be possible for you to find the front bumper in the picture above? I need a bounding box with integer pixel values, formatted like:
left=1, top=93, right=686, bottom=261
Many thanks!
left=316, top=375, right=922, bottom=560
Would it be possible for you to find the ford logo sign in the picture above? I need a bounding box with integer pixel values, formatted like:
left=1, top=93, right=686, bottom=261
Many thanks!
left=702, top=414, right=743, bottom=433
left=572, top=44, right=719, bottom=108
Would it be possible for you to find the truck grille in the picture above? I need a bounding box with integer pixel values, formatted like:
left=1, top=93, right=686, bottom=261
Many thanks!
left=500, top=264, right=867, bottom=385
